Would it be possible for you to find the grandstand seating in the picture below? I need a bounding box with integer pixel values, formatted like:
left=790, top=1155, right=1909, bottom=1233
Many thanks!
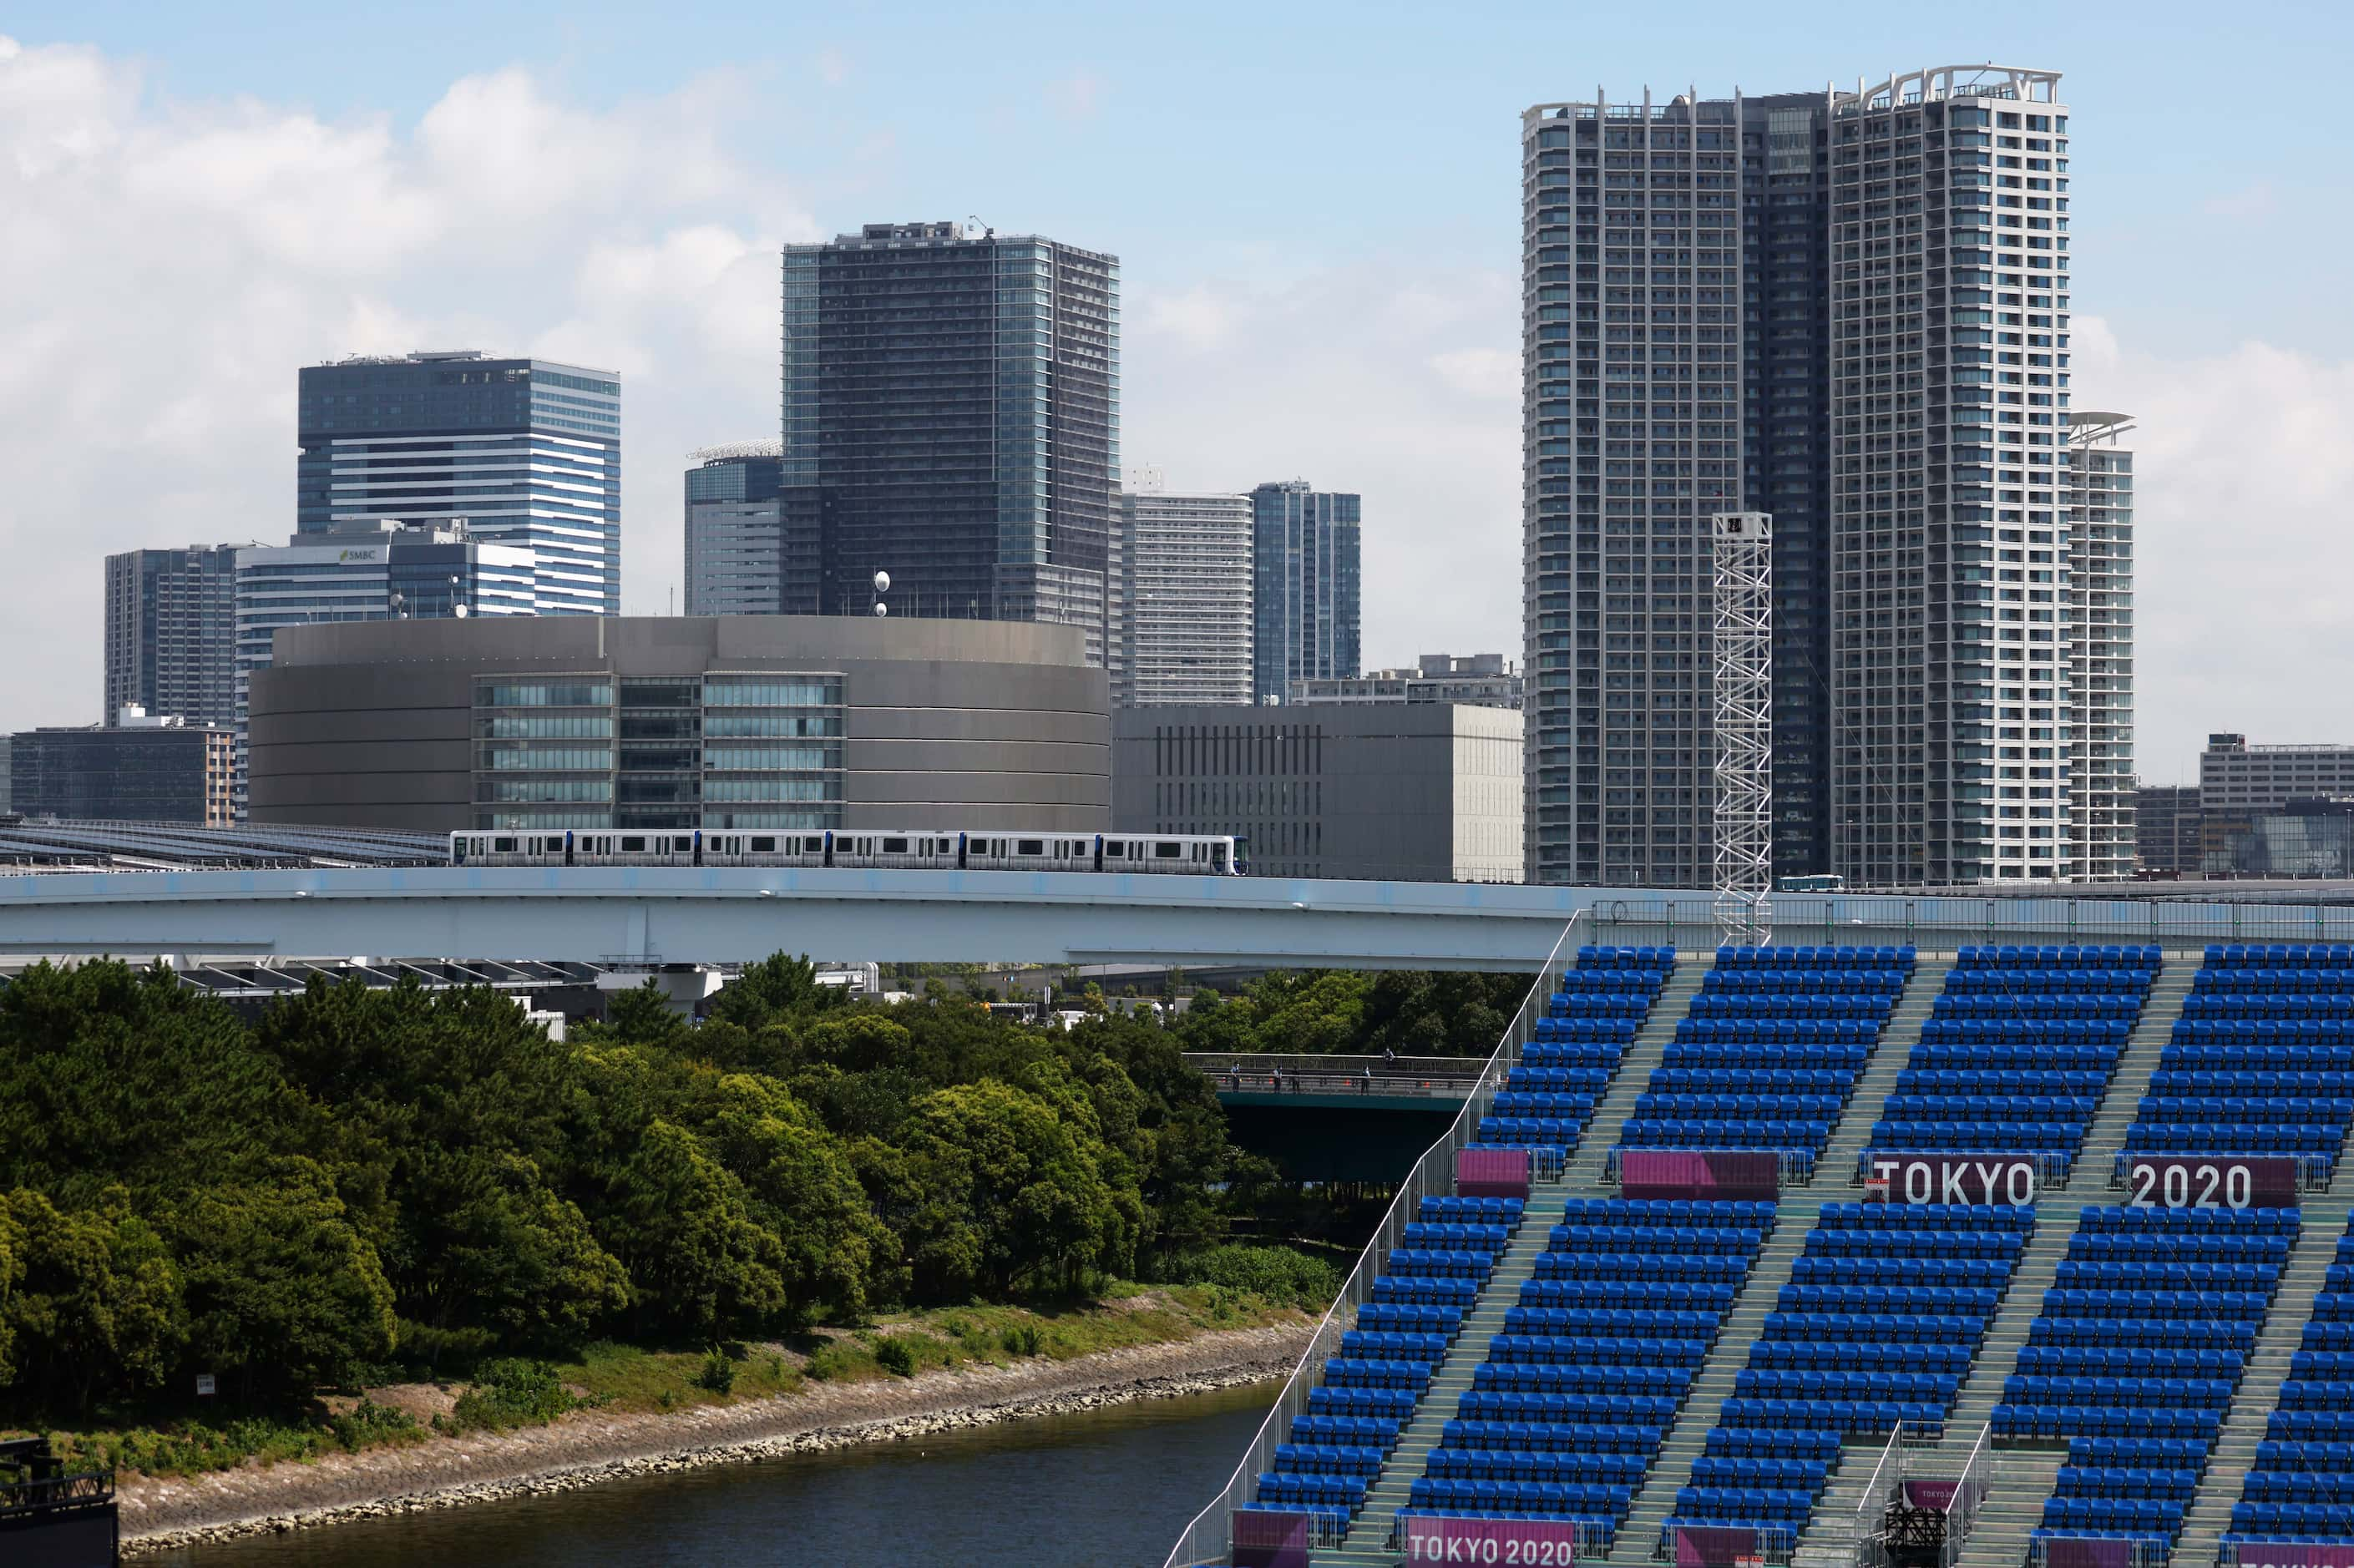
left=1482, top=947, right=1678, bottom=1157
left=1667, top=1201, right=2032, bottom=1551
left=1393, top=1197, right=1774, bottom=1548
left=2225, top=1212, right=2354, bottom=1553
left=1866, top=944, right=2157, bottom=1181
left=1617, top=945, right=1915, bottom=1181
left=2134, top=945, right=2354, bottom=1184
left=2005, top=1206, right=2297, bottom=1565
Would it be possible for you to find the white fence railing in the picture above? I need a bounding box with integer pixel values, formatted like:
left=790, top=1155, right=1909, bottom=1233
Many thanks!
left=1157, top=910, right=1592, bottom=1568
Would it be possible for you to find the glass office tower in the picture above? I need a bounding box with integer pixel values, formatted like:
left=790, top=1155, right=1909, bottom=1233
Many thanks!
left=682, top=443, right=823, bottom=616
left=781, top=222, right=1119, bottom=661
left=296, top=351, right=620, bottom=615
left=1250, top=481, right=1360, bottom=705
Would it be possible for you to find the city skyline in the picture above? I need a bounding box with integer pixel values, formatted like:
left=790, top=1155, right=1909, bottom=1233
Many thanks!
left=1, top=8, right=2348, bottom=779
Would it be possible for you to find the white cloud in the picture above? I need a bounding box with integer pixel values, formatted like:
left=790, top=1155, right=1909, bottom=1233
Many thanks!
left=1126, top=266, right=1521, bottom=670
left=2073, top=316, right=2354, bottom=780
left=1047, top=69, right=1106, bottom=122
left=0, top=37, right=818, bottom=727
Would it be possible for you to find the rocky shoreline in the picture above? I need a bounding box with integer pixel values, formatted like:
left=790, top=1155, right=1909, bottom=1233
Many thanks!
left=121, top=1322, right=1312, bottom=1555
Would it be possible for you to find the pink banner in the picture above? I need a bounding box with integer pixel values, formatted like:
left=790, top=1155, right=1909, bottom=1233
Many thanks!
left=2044, top=1539, right=2137, bottom=1568
left=1904, top=1479, right=1958, bottom=1512
left=2230, top=1545, right=2354, bottom=1568
left=1233, top=1507, right=1311, bottom=1568
left=1405, top=1515, right=1582, bottom=1564
left=2125, top=1157, right=2298, bottom=1210
left=1622, top=1150, right=1779, bottom=1201
left=1863, top=1154, right=2042, bottom=1206
left=1458, top=1146, right=1532, bottom=1200
left=1675, top=1525, right=1763, bottom=1567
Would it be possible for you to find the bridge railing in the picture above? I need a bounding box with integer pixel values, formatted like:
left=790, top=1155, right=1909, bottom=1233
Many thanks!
left=1160, top=909, right=1590, bottom=1568
left=1589, top=893, right=2354, bottom=951
left=1182, top=1052, right=1487, bottom=1097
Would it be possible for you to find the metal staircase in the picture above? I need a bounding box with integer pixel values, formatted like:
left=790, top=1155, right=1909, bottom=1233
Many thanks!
left=2066, top=963, right=2197, bottom=1197
left=1816, top=959, right=1952, bottom=1191
left=1318, top=1166, right=1578, bottom=1565
left=1607, top=1217, right=1815, bottom=1561
left=2170, top=1197, right=2352, bottom=1568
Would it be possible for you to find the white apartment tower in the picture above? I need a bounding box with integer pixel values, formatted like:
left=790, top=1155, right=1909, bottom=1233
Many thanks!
left=2068, top=411, right=2135, bottom=880
left=1828, top=65, right=2090, bottom=884
left=1116, top=472, right=1255, bottom=707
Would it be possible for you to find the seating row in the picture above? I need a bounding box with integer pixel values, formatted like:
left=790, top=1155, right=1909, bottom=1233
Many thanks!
left=2186, top=994, right=2354, bottom=1014
left=1704, top=1429, right=1845, bottom=1461
left=1517, top=1279, right=1736, bottom=1311
left=1661, top=1043, right=1870, bottom=1068
left=1323, top=1359, right=1434, bottom=1390
left=1712, top=945, right=1916, bottom=969
left=1920, top=1020, right=2133, bottom=1042
left=1531, top=1255, right=1749, bottom=1285
left=1936, top=997, right=2141, bottom=1019
left=2072, top=1236, right=2291, bottom=1264
left=1526, top=1029, right=1634, bottom=1052
left=1780, top=1285, right=2002, bottom=1314
left=2052, top=1261, right=2281, bottom=1291
left=1735, top=1370, right=1958, bottom=1401
left=1577, top=946, right=1678, bottom=970
left=1545, top=994, right=1653, bottom=1018
left=1815, top=1201, right=2037, bottom=1231
left=1943, top=972, right=2153, bottom=994
left=1505, top=1308, right=1720, bottom=1339
left=1637, top=1093, right=1843, bottom=1119
left=1482, top=1334, right=1709, bottom=1368
left=1455, top=1391, right=1682, bottom=1426
left=2032, top=1320, right=2255, bottom=1352
left=1270, top=1443, right=1383, bottom=1477
left=1649, top=1069, right=1857, bottom=1094
left=1400, top=1222, right=1511, bottom=1251
left=1404, top=1477, right=1629, bottom=1514
left=2016, top=1348, right=2245, bottom=1378
left=1506, top=1068, right=1612, bottom=1094
left=2236, top=1472, right=2354, bottom=1504
left=1305, top=1386, right=1419, bottom=1419
left=1749, top=1342, right=1972, bottom=1373
left=2227, top=1502, right=2354, bottom=1535
left=2266, top=1409, right=2354, bottom=1440
left=2076, top=1205, right=2299, bottom=1235
left=1897, top=1070, right=2112, bottom=1095
left=2151, top=1070, right=2354, bottom=1094
left=2068, top=1436, right=2210, bottom=1471
left=1562, top=1198, right=1776, bottom=1227
left=1471, top=1365, right=1691, bottom=1395
left=1961, top=944, right=2161, bottom=968
left=1491, top=1093, right=1598, bottom=1118
left=1475, top=1119, right=1586, bottom=1149
left=2172, top=1020, right=2354, bottom=1042
left=1763, top=1312, right=1989, bottom=1346
left=2121, top=1126, right=2344, bottom=1156
left=1385, top=1249, right=1496, bottom=1280
left=2204, top=944, right=2354, bottom=967
left=1808, top=1230, right=2022, bottom=1261
left=1290, top=1414, right=1400, bottom=1449
left=1549, top=971, right=1668, bottom=994
left=2039, top=1497, right=2184, bottom=1535
left=1716, top=1398, right=1946, bottom=1436
left=1676, top=1020, right=1885, bottom=1041
left=1882, top=1094, right=2098, bottom=1120
left=1993, top=1407, right=2223, bottom=1440
left=1792, top=1257, right=2013, bottom=1287
left=1417, top=1196, right=1525, bottom=1226
left=1615, top=1119, right=1829, bottom=1150
left=1870, top=1120, right=2083, bottom=1152
left=1668, top=1486, right=1815, bottom=1523
left=1339, top=1331, right=1449, bottom=1362
left=1549, top=1225, right=1765, bottom=1256
left=1913, top=1044, right=2122, bottom=1069
left=1422, top=1449, right=1647, bottom=1484
left=1440, top=1419, right=1663, bottom=1455
left=1698, top=974, right=1907, bottom=995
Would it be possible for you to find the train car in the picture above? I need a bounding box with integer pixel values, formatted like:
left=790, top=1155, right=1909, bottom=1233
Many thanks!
left=449, top=828, right=1243, bottom=874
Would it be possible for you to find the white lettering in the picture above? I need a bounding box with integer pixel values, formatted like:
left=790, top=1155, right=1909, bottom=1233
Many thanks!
left=1941, top=1163, right=1969, bottom=1203
left=2008, top=1161, right=2035, bottom=1205
left=1973, top=1161, right=2005, bottom=1203
left=1906, top=1161, right=1932, bottom=1203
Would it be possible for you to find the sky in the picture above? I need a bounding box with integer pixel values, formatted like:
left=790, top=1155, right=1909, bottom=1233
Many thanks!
left=3, top=0, right=2351, bottom=781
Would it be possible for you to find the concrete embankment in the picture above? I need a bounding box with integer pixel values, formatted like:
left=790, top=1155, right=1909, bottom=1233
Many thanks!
left=122, top=1323, right=1313, bottom=1555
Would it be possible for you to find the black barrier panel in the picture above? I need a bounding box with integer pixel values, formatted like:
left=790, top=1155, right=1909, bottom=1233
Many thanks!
left=1863, top=1154, right=2042, bottom=1206
left=0, top=1510, right=118, bottom=1568
left=2126, top=1156, right=2298, bottom=1209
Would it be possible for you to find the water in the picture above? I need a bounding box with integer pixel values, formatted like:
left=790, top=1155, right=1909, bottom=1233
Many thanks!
left=150, top=1381, right=1274, bottom=1568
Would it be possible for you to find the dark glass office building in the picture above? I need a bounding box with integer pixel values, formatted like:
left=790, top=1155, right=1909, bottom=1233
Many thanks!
left=296, top=351, right=620, bottom=615
left=1250, top=481, right=1361, bottom=705
left=681, top=444, right=823, bottom=615
left=11, top=721, right=235, bottom=825
left=781, top=223, right=1119, bottom=662
left=104, top=544, right=246, bottom=728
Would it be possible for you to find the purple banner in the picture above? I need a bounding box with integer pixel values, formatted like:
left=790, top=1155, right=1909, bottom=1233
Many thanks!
left=2126, top=1157, right=2298, bottom=1210
left=2044, top=1539, right=2138, bottom=1568
left=1904, top=1479, right=1958, bottom=1513
left=1675, top=1525, right=1763, bottom=1567
left=1233, top=1507, right=1311, bottom=1568
left=2230, top=1545, right=2354, bottom=1568
left=1622, top=1150, right=1779, bottom=1201
left=1405, top=1516, right=1582, bottom=1564
left=1458, top=1146, right=1531, bottom=1200
left=1863, top=1154, right=2042, bottom=1206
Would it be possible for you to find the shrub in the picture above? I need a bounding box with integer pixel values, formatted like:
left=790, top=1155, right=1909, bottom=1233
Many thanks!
left=1177, top=1245, right=1340, bottom=1310
left=328, top=1399, right=419, bottom=1454
left=450, top=1358, right=575, bottom=1433
left=1000, top=1323, right=1044, bottom=1358
left=695, top=1348, right=737, bottom=1394
left=873, top=1336, right=915, bottom=1377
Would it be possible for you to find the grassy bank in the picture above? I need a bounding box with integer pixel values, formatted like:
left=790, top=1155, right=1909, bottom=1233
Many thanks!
left=15, top=1282, right=1309, bottom=1483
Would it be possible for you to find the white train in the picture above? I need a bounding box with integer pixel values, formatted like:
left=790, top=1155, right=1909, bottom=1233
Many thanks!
left=449, top=827, right=1243, bottom=875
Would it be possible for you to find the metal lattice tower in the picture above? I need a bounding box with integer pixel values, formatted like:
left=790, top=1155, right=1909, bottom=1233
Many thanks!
left=1711, top=513, right=1773, bottom=944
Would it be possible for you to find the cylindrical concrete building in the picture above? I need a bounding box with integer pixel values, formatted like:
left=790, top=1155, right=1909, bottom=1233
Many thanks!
left=246, top=616, right=1108, bottom=834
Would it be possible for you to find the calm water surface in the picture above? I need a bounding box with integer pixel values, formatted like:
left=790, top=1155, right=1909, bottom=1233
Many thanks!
left=152, top=1382, right=1274, bottom=1568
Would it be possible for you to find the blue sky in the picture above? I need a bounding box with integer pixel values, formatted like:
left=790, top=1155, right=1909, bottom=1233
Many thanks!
left=3, top=2, right=2351, bottom=773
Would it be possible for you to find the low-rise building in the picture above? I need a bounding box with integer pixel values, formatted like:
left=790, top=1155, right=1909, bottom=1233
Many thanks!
left=2203, top=798, right=2354, bottom=879
left=1289, top=653, right=1523, bottom=710
left=1111, top=703, right=1521, bottom=883
left=2201, top=734, right=2354, bottom=814
left=10, top=708, right=235, bottom=825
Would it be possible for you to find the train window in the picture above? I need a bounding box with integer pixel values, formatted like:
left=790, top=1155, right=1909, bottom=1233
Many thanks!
left=882, top=837, right=909, bottom=854
left=750, top=837, right=776, bottom=852
left=1106, top=842, right=1125, bottom=857
left=1154, top=842, right=1182, bottom=859
left=1016, top=838, right=1044, bottom=856
left=620, top=836, right=646, bottom=852
left=494, top=837, right=519, bottom=853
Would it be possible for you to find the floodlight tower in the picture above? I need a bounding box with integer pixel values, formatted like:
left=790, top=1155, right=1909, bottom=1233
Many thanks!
left=1711, top=512, right=1773, bottom=945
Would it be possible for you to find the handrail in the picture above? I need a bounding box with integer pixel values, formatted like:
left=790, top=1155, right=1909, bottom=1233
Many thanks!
left=1159, top=909, right=1591, bottom=1568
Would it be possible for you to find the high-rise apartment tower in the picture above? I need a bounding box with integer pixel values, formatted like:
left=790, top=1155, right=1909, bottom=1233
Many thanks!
left=781, top=222, right=1119, bottom=660
left=1117, top=471, right=1253, bottom=706
left=1251, top=481, right=1360, bottom=705
left=682, top=443, right=823, bottom=616
left=104, top=544, right=248, bottom=729
left=296, top=351, right=620, bottom=615
left=1522, top=65, right=2109, bottom=888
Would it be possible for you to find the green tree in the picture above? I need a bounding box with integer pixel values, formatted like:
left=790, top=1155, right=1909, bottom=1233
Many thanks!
left=170, top=1159, right=397, bottom=1398
left=593, top=1119, right=789, bottom=1338
left=0, top=1187, right=185, bottom=1412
